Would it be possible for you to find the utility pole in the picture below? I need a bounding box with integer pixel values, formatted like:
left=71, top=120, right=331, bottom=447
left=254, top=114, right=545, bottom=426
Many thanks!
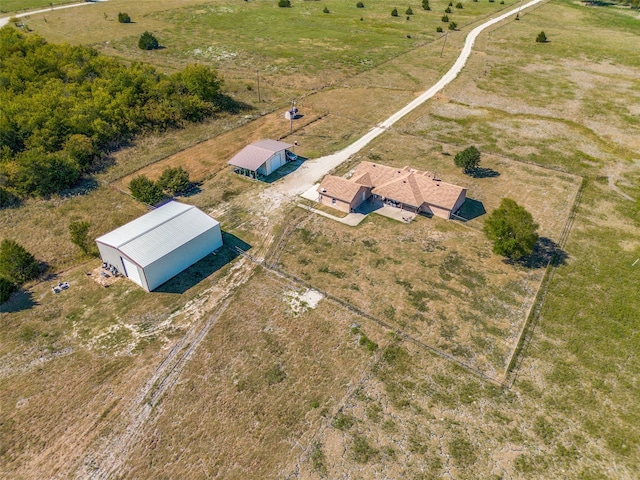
left=289, top=99, right=295, bottom=134
left=257, top=71, right=261, bottom=102
left=440, top=31, right=448, bottom=58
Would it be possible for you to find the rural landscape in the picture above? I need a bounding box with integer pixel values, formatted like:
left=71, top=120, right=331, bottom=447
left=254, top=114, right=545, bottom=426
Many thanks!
left=0, top=0, right=638, bottom=478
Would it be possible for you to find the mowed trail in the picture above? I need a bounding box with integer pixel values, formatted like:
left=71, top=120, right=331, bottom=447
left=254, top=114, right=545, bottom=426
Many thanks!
left=266, top=0, right=545, bottom=202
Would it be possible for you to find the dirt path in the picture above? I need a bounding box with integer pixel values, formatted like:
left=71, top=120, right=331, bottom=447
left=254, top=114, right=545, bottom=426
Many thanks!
left=70, top=1, right=545, bottom=476
left=262, top=0, right=545, bottom=206
left=0, top=0, right=107, bottom=28
left=73, top=258, right=255, bottom=479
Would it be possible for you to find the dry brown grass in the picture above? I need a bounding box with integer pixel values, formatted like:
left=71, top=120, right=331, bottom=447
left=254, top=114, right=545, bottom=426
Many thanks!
left=0, top=186, right=147, bottom=273
left=120, top=271, right=389, bottom=479
left=276, top=169, right=579, bottom=378
left=1, top=0, right=639, bottom=478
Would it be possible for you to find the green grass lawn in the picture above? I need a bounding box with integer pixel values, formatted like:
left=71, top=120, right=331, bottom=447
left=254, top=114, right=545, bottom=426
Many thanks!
left=0, top=0, right=77, bottom=14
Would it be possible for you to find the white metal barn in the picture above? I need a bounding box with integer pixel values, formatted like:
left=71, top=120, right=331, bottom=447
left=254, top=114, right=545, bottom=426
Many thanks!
left=96, top=201, right=223, bottom=291
left=227, top=139, right=293, bottom=178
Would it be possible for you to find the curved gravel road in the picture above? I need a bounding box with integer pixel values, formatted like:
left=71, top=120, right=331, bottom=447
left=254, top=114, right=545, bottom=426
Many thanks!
left=0, top=0, right=106, bottom=28
left=268, top=0, right=545, bottom=200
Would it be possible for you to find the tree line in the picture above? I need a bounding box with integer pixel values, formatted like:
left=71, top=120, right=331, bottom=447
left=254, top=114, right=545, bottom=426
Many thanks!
left=0, top=27, right=227, bottom=201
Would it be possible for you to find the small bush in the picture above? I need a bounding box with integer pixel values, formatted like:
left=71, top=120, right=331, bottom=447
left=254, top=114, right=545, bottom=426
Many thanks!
left=449, top=1, right=453, bottom=5
left=441, top=14, right=449, bottom=22
left=356, top=1, right=365, bottom=7
left=69, top=220, right=92, bottom=255
left=265, top=364, right=286, bottom=385
left=129, top=175, right=165, bottom=205
left=333, top=413, right=355, bottom=430
left=0, top=239, right=40, bottom=284
left=448, top=21, right=457, bottom=30
left=311, top=443, right=327, bottom=476
left=422, top=0, right=431, bottom=9
left=391, top=7, right=399, bottom=16
left=437, top=26, right=443, bottom=32
left=278, top=0, right=291, bottom=6
left=323, top=6, right=330, bottom=13
left=138, top=31, right=159, bottom=50
left=456, top=2, right=463, bottom=7
left=406, top=6, right=413, bottom=14
left=157, top=166, right=191, bottom=196
left=445, top=6, right=452, bottom=13
left=536, top=31, right=548, bottom=43
left=359, top=334, right=379, bottom=352
left=117, top=12, right=131, bottom=23
left=352, top=435, right=378, bottom=463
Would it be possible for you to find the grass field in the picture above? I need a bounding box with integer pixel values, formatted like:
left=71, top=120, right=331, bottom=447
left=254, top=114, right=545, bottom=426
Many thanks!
left=0, top=0, right=77, bottom=14
left=1, top=0, right=639, bottom=478
left=276, top=150, right=581, bottom=378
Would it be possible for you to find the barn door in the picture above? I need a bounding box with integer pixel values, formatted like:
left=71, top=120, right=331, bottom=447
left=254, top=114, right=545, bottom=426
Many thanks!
left=121, top=257, right=143, bottom=287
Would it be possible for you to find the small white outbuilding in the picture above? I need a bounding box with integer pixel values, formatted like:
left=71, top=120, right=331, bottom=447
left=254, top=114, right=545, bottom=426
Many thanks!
left=227, top=139, right=294, bottom=178
left=96, top=201, right=223, bottom=291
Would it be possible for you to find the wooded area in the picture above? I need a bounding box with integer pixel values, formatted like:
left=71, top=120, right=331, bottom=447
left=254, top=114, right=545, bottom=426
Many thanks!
left=0, top=27, right=227, bottom=200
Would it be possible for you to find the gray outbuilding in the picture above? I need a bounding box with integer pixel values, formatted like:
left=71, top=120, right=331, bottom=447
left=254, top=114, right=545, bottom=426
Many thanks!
left=96, top=201, right=223, bottom=291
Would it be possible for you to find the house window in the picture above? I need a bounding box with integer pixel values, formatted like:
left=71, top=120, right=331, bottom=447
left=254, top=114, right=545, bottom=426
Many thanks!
left=332, top=198, right=336, bottom=205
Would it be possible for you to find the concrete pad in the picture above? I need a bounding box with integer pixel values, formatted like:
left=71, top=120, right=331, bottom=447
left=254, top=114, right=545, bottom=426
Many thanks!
left=373, top=205, right=416, bottom=223
left=300, top=184, right=320, bottom=202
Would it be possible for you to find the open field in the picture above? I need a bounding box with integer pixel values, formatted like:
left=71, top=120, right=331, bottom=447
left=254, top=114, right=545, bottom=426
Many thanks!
left=0, top=0, right=77, bottom=14
left=22, top=0, right=518, bottom=106
left=276, top=151, right=581, bottom=378
left=1, top=0, right=639, bottom=478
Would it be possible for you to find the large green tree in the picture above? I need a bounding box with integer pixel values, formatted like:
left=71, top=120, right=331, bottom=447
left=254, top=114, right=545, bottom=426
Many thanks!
left=454, top=146, right=481, bottom=174
left=0, top=27, right=230, bottom=197
left=483, top=198, right=539, bottom=260
left=0, top=239, right=40, bottom=284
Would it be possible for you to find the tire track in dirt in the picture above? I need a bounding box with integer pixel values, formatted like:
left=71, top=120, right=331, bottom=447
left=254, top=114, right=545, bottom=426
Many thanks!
left=73, top=260, right=255, bottom=479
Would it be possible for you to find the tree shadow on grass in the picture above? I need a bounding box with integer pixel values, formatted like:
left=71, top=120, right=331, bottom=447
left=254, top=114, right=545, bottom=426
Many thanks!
left=176, top=181, right=203, bottom=198
left=470, top=167, right=500, bottom=179
left=509, top=237, right=568, bottom=269
left=0, top=289, right=37, bottom=313
left=456, top=198, right=486, bottom=221
left=154, top=232, right=251, bottom=294
left=216, top=95, right=253, bottom=114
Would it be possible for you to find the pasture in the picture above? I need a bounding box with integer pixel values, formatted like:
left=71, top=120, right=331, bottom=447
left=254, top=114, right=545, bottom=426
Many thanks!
left=0, top=0, right=639, bottom=478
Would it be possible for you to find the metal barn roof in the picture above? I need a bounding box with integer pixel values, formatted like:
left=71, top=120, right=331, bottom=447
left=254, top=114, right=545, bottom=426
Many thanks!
left=227, top=139, right=293, bottom=171
left=96, top=202, right=220, bottom=268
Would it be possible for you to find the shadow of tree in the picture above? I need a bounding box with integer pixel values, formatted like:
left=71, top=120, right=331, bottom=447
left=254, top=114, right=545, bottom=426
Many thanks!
left=215, top=95, right=253, bottom=114
left=0, top=289, right=37, bottom=313
left=510, top=237, right=568, bottom=269
left=154, top=232, right=251, bottom=294
left=470, top=167, right=500, bottom=179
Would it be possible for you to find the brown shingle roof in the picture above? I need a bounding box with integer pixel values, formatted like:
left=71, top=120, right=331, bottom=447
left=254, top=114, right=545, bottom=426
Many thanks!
left=318, top=176, right=365, bottom=203
left=350, top=161, right=465, bottom=210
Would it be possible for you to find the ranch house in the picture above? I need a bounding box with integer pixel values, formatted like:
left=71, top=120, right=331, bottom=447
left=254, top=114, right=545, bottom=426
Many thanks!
left=317, top=161, right=467, bottom=219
